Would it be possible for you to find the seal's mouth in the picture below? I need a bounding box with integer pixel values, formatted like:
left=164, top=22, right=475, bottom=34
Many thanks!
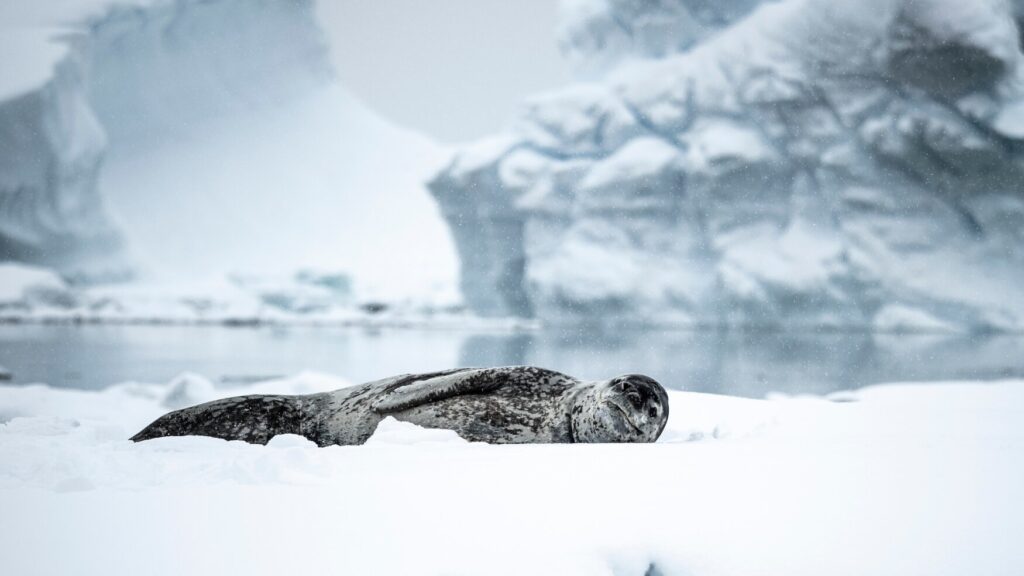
left=605, top=400, right=642, bottom=435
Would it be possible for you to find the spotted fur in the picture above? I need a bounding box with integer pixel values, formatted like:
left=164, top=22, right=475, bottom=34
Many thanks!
left=131, top=366, right=670, bottom=445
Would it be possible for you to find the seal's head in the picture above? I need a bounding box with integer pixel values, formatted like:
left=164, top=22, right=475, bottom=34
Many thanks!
left=571, top=374, right=669, bottom=443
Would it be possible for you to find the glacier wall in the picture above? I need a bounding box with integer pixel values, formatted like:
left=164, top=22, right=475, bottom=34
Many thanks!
left=430, top=0, right=1024, bottom=330
left=0, top=0, right=332, bottom=282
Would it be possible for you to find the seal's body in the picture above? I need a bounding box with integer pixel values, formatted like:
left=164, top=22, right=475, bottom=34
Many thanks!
left=131, top=366, right=670, bottom=446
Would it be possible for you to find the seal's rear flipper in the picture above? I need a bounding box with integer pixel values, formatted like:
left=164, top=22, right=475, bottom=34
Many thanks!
left=131, top=394, right=305, bottom=444
left=372, top=368, right=503, bottom=413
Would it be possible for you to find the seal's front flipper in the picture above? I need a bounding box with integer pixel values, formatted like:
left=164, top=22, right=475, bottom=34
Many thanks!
left=372, top=368, right=503, bottom=413
left=131, top=394, right=306, bottom=444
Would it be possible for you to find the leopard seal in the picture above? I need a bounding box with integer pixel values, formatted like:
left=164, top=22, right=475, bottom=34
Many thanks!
left=131, top=366, right=670, bottom=445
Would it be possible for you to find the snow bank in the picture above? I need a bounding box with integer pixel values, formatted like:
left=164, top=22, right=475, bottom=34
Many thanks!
left=431, top=0, right=1024, bottom=330
left=1, top=373, right=1021, bottom=575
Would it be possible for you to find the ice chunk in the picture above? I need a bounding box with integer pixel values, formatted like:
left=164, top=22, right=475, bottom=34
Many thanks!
left=0, top=263, right=78, bottom=310
left=160, top=373, right=217, bottom=410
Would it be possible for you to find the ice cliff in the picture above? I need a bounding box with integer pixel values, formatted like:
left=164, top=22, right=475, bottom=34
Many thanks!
left=0, top=0, right=457, bottom=299
left=429, top=0, right=1024, bottom=330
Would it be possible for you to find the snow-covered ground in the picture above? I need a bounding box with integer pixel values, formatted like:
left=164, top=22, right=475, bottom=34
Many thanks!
left=1, top=372, right=1020, bottom=575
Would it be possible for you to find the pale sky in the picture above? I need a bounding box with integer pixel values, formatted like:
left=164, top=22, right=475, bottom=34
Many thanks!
left=317, top=0, right=573, bottom=144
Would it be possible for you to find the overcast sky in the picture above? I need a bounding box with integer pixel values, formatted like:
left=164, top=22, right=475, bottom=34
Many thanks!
left=317, top=0, right=573, bottom=144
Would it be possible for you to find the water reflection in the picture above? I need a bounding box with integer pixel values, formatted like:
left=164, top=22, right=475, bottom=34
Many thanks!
left=0, top=325, right=1021, bottom=398
left=461, top=328, right=1024, bottom=396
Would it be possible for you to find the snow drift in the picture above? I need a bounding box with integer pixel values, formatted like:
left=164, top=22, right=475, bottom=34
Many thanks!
left=430, top=0, right=1024, bottom=330
left=0, top=0, right=458, bottom=301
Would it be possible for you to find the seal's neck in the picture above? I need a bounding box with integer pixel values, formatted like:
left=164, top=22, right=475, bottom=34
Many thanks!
left=564, top=382, right=602, bottom=443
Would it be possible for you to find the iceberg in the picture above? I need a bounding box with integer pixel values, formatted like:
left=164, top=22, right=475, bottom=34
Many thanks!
left=430, top=0, right=1024, bottom=330
left=0, top=0, right=458, bottom=301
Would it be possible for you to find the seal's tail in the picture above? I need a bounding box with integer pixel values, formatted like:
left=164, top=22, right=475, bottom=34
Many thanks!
left=131, top=394, right=306, bottom=445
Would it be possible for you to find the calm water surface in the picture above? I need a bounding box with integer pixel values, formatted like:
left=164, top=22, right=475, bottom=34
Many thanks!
left=1, top=325, right=1022, bottom=397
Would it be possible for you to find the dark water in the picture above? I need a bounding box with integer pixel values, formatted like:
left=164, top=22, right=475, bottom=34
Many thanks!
left=1, top=324, right=1022, bottom=397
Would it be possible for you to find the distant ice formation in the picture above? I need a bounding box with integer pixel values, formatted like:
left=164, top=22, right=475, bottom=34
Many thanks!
left=430, top=0, right=1024, bottom=330
left=0, top=0, right=457, bottom=301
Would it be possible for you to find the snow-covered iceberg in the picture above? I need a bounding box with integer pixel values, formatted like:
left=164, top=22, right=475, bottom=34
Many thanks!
left=0, top=0, right=458, bottom=301
left=430, top=0, right=1024, bottom=330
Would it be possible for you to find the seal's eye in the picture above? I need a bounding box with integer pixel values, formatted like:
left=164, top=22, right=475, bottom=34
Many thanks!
left=648, top=407, right=658, bottom=418
left=627, top=392, right=642, bottom=408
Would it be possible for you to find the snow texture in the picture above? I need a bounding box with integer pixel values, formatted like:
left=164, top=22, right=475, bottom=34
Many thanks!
left=0, top=372, right=1021, bottom=575
left=0, top=0, right=458, bottom=301
left=430, top=0, right=1024, bottom=330
left=557, top=0, right=770, bottom=77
